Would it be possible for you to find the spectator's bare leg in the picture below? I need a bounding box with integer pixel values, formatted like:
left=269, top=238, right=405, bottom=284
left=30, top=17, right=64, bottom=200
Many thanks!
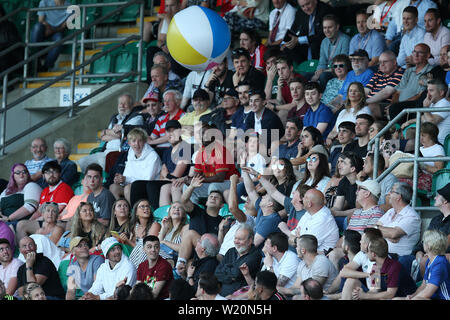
left=159, top=183, right=173, bottom=207
left=340, top=278, right=361, bottom=300
left=15, top=220, right=40, bottom=245
left=109, top=183, right=124, bottom=200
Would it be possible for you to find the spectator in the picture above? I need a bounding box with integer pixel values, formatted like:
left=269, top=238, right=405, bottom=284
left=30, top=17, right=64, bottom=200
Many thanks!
left=302, top=81, right=335, bottom=140
left=195, top=272, right=227, bottom=300
left=83, top=237, right=136, bottom=300
left=204, top=58, right=234, bottom=108
left=64, top=236, right=104, bottom=300
left=78, top=94, right=144, bottom=172
left=382, top=44, right=434, bottom=122
left=359, top=152, right=398, bottom=212
left=109, top=128, right=162, bottom=203
left=22, top=282, right=47, bottom=300
left=143, top=63, right=183, bottom=105
left=106, top=198, right=132, bottom=241
left=141, top=91, right=166, bottom=137
left=365, top=51, right=405, bottom=119
left=264, top=47, right=283, bottom=100
left=271, top=117, right=302, bottom=160
left=278, top=234, right=338, bottom=296
left=16, top=236, right=65, bottom=299
left=331, top=151, right=364, bottom=227
left=350, top=9, right=386, bottom=68
left=231, top=48, right=266, bottom=91
left=397, top=6, right=426, bottom=69
left=214, top=224, right=263, bottom=297
left=351, top=237, right=416, bottom=300
left=245, top=89, right=285, bottom=151
left=286, top=78, right=310, bottom=122
left=125, top=199, right=161, bottom=269
left=240, top=29, right=267, bottom=72
left=0, top=238, right=23, bottom=296
left=353, top=114, right=374, bottom=159
left=296, top=146, right=330, bottom=194
left=168, top=278, right=196, bottom=300
left=327, top=229, right=362, bottom=282
left=290, top=126, right=325, bottom=171
left=127, top=282, right=154, bottom=300
left=180, top=68, right=213, bottom=111
left=24, top=137, right=53, bottom=188
left=321, top=54, right=351, bottom=111
left=16, top=161, right=74, bottom=241
left=143, top=50, right=182, bottom=94
left=328, top=122, right=357, bottom=176
left=33, top=202, right=64, bottom=245
left=262, top=232, right=300, bottom=289
left=148, top=90, right=185, bottom=153
left=312, top=14, right=350, bottom=88
left=136, top=235, right=173, bottom=300
left=267, top=0, right=297, bottom=47
left=400, top=230, right=450, bottom=300
left=376, top=182, right=421, bottom=257
left=281, top=0, right=333, bottom=64
left=297, top=278, right=326, bottom=300
left=32, top=0, right=72, bottom=72
left=0, top=222, right=15, bottom=258
left=423, top=8, right=450, bottom=66
left=157, top=202, right=189, bottom=265
left=223, top=0, right=269, bottom=35
left=186, top=233, right=220, bottom=290
left=292, top=189, right=340, bottom=253
left=401, top=78, right=450, bottom=145
left=0, top=164, right=42, bottom=230
left=250, top=270, right=286, bottom=300
left=232, top=82, right=253, bottom=134
left=70, top=202, right=106, bottom=253
left=51, top=138, right=77, bottom=188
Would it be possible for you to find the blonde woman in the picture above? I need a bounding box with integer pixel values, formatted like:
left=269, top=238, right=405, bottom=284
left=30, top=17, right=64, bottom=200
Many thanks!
left=70, top=202, right=106, bottom=253
left=126, top=199, right=161, bottom=269
left=23, top=282, right=46, bottom=300
left=158, top=201, right=189, bottom=266
left=35, top=202, right=65, bottom=245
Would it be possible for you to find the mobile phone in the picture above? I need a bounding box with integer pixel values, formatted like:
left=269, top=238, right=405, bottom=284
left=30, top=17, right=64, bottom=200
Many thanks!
left=110, top=231, right=120, bottom=237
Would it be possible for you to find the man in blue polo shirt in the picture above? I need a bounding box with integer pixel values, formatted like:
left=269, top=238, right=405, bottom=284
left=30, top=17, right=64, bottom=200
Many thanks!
left=303, top=81, right=335, bottom=140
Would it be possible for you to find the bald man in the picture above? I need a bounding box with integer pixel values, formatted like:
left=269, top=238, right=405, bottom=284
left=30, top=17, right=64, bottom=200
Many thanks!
left=291, top=189, right=339, bottom=254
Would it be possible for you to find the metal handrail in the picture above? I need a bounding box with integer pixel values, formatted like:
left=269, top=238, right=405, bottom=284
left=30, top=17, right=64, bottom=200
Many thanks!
left=0, top=0, right=145, bottom=156
left=370, top=106, right=450, bottom=211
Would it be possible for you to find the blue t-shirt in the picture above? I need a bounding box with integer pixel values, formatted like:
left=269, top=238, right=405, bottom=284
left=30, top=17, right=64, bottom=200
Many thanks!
left=445, top=71, right=450, bottom=86
left=231, top=106, right=251, bottom=131
left=38, top=0, right=72, bottom=27
left=303, top=103, right=335, bottom=140
left=338, top=68, right=374, bottom=100
left=424, top=255, right=450, bottom=300
left=277, top=139, right=301, bottom=160
left=254, top=198, right=281, bottom=247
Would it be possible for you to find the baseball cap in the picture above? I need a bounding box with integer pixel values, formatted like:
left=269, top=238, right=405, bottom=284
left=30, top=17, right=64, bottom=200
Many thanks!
left=437, top=183, right=450, bottom=202
left=224, top=88, right=238, bottom=99
left=165, top=119, right=182, bottom=131
left=350, top=49, right=369, bottom=59
left=192, top=88, right=210, bottom=101
left=69, top=236, right=89, bottom=251
left=143, top=91, right=159, bottom=103
left=356, top=179, right=381, bottom=198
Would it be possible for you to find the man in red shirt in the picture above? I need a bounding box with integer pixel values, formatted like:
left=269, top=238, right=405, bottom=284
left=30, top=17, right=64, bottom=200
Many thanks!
left=136, top=235, right=173, bottom=300
left=15, top=160, right=74, bottom=240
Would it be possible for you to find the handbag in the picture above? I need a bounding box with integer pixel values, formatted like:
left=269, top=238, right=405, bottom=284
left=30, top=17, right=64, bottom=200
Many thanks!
left=389, top=151, right=414, bottom=178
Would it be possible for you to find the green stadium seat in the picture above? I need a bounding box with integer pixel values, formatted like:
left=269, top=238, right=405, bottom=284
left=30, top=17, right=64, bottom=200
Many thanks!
left=294, top=59, right=319, bottom=73
left=153, top=205, right=170, bottom=223
left=402, top=123, right=416, bottom=139
left=444, top=133, right=450, bottom=156
left=430, top=169, right=450, bottom=205
left=342, top=25, right=358, bottom=37
left=113, top=50, right=137, bottom=82
left=119, top=3, right=139, bottom=22
left=88, top=52, right=113, bottom=83
left=100, top=0, right=120, bottom=24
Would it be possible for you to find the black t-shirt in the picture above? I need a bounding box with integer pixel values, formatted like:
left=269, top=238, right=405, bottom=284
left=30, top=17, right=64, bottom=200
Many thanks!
left=188, top=204, right=223, bottom=236
left=17, top=253, right=65, bottom=299
left=336, top=176, right=357, bottom=209
left=207, top=71, right=234, bottom=107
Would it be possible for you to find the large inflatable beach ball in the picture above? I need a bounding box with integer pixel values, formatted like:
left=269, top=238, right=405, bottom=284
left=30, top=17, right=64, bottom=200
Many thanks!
left=166, top=6, right=231, bottom=72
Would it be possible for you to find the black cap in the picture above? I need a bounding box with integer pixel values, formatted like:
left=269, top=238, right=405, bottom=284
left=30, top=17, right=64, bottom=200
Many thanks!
left=42, top=160, right=62, bottom=174
left=224, top=88, right=238, bottom=99
left=350, top=49, right=369, bottom=59
left=248, top=88, right=266, bottom=100
left=192, top=88, right=210, bottom=101
left=437, top=183, right=450, bottom=202
left=165, top=120, right=182, bottom=131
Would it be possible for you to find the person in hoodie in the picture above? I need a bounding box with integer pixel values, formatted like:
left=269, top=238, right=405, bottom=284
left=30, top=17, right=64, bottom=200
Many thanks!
left=109, top=128, right=162, bottom=204
left=82, top=237, right=136, bottom=300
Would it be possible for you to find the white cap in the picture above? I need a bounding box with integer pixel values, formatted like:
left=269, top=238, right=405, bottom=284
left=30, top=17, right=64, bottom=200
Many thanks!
left=356, top=179, right=381, bottom=197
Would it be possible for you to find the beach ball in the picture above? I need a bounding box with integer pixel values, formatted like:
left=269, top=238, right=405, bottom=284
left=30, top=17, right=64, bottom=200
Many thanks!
left=166, top=6, right=231, bottom=72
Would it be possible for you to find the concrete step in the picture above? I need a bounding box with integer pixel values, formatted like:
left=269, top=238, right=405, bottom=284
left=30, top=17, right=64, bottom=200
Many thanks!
left=136, top=16, right=158, bottom=24
left=117, top=27, right=139, bottom=36
left=20, top=81, right=72, bottom=88
left=69, top=153, right=89, bottom=161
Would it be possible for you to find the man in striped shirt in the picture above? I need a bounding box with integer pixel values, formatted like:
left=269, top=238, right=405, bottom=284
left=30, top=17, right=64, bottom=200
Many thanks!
left=365, top=51, right=405, bottom=119
left=148, top=90, right=185, bottom=156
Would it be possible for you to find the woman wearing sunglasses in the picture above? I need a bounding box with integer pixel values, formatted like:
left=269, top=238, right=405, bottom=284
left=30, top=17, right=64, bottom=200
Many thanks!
left=267, top=158, right=297, bottom=198
left=321, top=54, right=351, bottom=110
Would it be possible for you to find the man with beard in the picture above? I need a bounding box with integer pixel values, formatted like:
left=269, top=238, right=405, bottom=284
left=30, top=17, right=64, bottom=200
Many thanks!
left=215, top=224, right=263, bottom=297
left=204, top=58, right=234, bottom=108
left=83, top=237, right=136, bottom=300
left=15, top=161, right=74, bottom=240
left=231, top=48, right=265, bottom=91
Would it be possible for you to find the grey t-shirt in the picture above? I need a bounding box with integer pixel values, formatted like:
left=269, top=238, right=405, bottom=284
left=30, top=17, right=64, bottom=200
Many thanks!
left=67, top=254, right=104, bottom=293
left=296, top=254, right=338, bottom=291
left=87, top=188, right=115, bottom=221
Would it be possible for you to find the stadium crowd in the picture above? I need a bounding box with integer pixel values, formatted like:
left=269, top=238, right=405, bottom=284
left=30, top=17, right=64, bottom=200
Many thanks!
left=0, top=0, right=449, bottom=301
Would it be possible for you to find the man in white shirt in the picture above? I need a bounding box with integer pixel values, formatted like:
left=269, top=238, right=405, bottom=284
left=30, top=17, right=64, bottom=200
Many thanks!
left=401, top=78, right=450, bottom=145
left=268, top=0, right=297, bottom=46
left=292, top=189, right=339, bottom=254
left=262, top=232, right=299, bottom=289
left=83, top=237, right=136, bottom=300
left=376, top=182, right=421, bottom=257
